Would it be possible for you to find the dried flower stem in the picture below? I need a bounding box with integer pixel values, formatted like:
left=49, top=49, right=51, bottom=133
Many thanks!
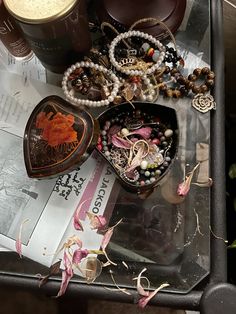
left=209, top=225, right=228, bottom=244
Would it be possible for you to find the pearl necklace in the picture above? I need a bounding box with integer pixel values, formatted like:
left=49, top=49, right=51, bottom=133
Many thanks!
left=109, top=30, right=166, bottom=76
left=62, top=61, right=120, bottom=107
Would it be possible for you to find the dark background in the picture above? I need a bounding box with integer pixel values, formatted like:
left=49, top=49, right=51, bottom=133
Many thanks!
left=224, top=0, right=236, bottom=286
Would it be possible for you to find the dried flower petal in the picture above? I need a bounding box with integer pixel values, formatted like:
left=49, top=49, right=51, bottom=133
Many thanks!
left=128, top=127, right=152, bottom=139
left=15, top=218, right=29, bottom=258
left=107, top=125, right=122, bottom=144
left=73, top=199, right=91, bottom=231
left=177, top=163, right=200, bottom=197
left=56, top=251, right=73, bottom=297
left=112, top=134, right=131, bottom=149
left=101, top=228, right=114, bottom=251
left=136, top=268, right=149, bottom=297
left=101, top=219, right=122, bottom=266
left=64, top=235, right=82, bottom=249
left=87, top=212, right=107, bottom=230
left=39, top=260, right=61, bottom=287
left=72, top=249, right=89, bottom=265
left=138, top=283, right=170, bottom=308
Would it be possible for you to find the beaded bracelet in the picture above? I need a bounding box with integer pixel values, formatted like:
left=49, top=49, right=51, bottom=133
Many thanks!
left=62, top=61, right=120, bottom=107
left=108, top=30, right=166, bottom=76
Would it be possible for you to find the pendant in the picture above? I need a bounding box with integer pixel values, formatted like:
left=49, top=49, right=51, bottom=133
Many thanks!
left=192, top=93, right=216, bottom=113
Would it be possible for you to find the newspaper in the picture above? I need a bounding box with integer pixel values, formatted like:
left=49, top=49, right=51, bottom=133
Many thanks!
left=0, top=70, right=118, bottom=267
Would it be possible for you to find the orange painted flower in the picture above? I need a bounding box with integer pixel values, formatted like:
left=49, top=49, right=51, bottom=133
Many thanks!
left=36, top=111, right=77, bottom=147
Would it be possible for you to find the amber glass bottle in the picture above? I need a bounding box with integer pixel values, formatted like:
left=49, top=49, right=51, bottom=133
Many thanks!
left=0, top=0, right=32, bottom=59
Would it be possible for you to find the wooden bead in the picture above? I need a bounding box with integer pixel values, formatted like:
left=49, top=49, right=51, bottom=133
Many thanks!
left=170, top=68, right=179, bottom=75
left=206, top=79, right=214, bottom=87
left=177, top=76, right=186, bottom=85
left=200, top=84, right=209, bottom=93
left=201, top=67, right=210, bottom=75
left=179, top=86, right=188, bottom=96
left=185, top=80, right=194, bottom=90
left=207, top=71, right=215, bottom=80
left=188, top=74, right=197, bottom=81
left=193, top=68, right=202, bottom=76
left=164, top=88, right=173, bottom=97
left=159, top=83, right=167, bottom=91
left=192, top=85, right=201, bottom=94
left=172, top=90, right=181, bottom=98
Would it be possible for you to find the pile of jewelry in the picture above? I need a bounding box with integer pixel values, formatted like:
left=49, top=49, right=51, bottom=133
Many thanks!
left=62, top=27, right=215, bottom=113
left=96, top=107, right=176, bottom=188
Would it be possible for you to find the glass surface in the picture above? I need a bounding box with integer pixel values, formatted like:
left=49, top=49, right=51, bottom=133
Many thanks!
left=0, top=0, right=211, bottom=295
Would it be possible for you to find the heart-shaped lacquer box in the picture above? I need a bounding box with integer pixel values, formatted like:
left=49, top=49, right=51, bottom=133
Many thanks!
left=24, top=96, right=178, bottom=194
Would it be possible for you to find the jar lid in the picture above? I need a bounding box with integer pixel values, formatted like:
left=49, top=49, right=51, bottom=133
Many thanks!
left=96, top=0, right=186, bottom=39
left=3, top=0, right=77, bottom=24
left=23, top=95, right=99, bottom=179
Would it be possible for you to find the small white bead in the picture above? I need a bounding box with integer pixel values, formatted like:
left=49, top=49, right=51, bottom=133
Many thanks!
left=121, top=128, right=129, bottom=136
left=147, top=95, right=153, bottom=101
left=140, top=160, right=148, bottom=170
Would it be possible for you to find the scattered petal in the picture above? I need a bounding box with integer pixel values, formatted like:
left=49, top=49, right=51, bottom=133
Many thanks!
left=73, top=199, right=91, bottom=231
left=87, top=212, right=107, bottom=230
left=192, top=177, right=213, bottom=187
left=128, top=127, right=152, bottom=139
left=64, top=235, right=82, bottom=249
left=177, top=163, right=200, bottom=197
left=138, top=283, right=170, bottom=308
left=122, top=261, right=129, bottom=269
left=107, top=125, right=122, bottom=144
left=136, top=268, right=149, bottom=297
left=101, top=219, right=122, bottom=266
left=39, top=260, right=61, bottom=287
left=15, top=218, right=29, bottom=258
left=109, top=271, right=131, bottom=295
left=56, top=251, right=73, bottom=297
left=112, top=134, right=132, bottom=149
left=101, top=227, right=114, bottom=251
left=72, top=249, right=89, bottom=264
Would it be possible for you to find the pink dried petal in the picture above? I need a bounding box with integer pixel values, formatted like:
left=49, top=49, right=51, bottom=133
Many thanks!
left=101, top=227, right=114, bottom=251
left=177, top=164, right=200, bottom=197
left=56, top=269, right=73, bottom=297
left=107, top=125, right=122, bottom=144
left=72, top=249, right=89, bottom=265
left=87, top=212, right=107, bottom=230
left=15, top=218, right=29, bottom=258
left=138, top=283, right=170, bottom=309
left=15, top=239, right=22, bottom=258
left=136, top=268, right=149, bottom=297
left=112, top=134, right=131, bottom=149
left=129, top=127, right=152, bottom=139
left=177, top=176, right=191, bottom=196
left=56, top=251, right=73, bottom=297
left=73, top=199, right=91, bottom=231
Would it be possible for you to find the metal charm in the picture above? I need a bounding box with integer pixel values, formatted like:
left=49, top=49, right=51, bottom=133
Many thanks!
left=192, top=93, right=216, bottom=113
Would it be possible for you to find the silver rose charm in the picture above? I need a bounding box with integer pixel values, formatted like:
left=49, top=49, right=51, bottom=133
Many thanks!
left=192, top=93, right=216, bottom=113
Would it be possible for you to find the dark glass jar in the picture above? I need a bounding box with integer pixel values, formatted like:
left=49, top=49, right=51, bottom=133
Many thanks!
left=0, top=0, right=32, bottom=59
left=3, top=0, right=92, bottom=73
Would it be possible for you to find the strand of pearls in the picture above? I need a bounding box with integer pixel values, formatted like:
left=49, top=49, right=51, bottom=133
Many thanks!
left=109, top=30, right=166, bottom=76
left=62, top=61, right=120, bottom=107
